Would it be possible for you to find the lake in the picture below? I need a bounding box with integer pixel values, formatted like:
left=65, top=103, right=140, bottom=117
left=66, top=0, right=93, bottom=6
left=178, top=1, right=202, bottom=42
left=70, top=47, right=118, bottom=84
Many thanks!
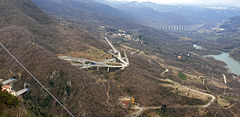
left=193, top=44, right=240, bottom=75
left=204, top=53, right=240, bottom=75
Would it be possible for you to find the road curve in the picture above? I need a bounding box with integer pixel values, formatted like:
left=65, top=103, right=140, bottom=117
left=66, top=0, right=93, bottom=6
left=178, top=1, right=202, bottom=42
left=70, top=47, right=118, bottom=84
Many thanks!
left=183, top=86, right=216, bottom=108
left=127, top=84, right=216, bottom=117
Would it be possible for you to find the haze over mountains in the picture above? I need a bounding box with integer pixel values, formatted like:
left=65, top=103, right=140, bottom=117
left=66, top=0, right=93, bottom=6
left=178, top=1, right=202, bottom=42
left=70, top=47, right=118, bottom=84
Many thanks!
left=32, top=0, right=179, bottom=46
left=32, top=0, right=143, bottom=30
left=33, top=0, right=240, bottom=27
left=220, top=16, right=240, bottom=30
left=96, top=0, right=240, bottom=25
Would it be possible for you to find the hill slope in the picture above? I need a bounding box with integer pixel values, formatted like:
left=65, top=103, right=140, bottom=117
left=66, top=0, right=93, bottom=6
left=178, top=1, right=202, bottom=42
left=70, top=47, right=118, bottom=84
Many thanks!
left=216, top=16, right=240, bottom=61
left=0, top=0, right=126, bottom=116
left=114, top=2, right=195, bottom=25
left=2, top=0, right=240, bottom=117
left=97, top=0, right=240, bottom=25
left=32, top=0, right=179, bottom=48
left=220, top=16, right=240, bottom=29
left=32, top=0, right=142, bottom=30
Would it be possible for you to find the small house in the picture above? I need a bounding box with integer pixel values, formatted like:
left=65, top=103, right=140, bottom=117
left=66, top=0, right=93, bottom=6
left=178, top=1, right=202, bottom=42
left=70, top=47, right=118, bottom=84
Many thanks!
left=177, top=56, right=182, bottom=60
left=1, top=85, right=16, bottom=96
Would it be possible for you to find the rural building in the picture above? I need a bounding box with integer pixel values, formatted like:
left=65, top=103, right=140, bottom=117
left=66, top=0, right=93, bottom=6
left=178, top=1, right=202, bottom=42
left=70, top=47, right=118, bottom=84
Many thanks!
left=1, top=85, right=16, bottom=96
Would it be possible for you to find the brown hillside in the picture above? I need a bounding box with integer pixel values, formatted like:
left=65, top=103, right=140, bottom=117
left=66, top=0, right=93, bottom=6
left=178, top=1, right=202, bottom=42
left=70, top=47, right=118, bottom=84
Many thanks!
left=0, top=0, right=127, bottom=116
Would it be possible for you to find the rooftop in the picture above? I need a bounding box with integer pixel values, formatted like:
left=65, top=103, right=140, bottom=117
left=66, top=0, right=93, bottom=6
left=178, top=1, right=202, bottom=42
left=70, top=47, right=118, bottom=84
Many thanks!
left=2, top=85, right=11, bottom=89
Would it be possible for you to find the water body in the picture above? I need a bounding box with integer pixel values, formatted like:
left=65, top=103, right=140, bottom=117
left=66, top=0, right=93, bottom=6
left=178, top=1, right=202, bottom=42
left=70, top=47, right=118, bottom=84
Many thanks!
left=193, top=44, right=204, bottom=50
left=193, top=44, right=240, bottom=75
left=205, top=53, right=240, bottom=75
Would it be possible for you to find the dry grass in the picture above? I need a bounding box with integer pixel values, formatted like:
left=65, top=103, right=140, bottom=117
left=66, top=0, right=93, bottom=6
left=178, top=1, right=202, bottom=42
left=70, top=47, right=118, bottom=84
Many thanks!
left=178, top=37, right=193, bottom=41
left=209, top=81, right=227, bottom=89
left=159, top=79, right=210, bottom=102
left=217, top=97, right=230, bottom=107
left=148, top=112, right=160, bottom=117
left=59, top=45, right=112, bottom=61
left=120, top=44, right=135, bottom=51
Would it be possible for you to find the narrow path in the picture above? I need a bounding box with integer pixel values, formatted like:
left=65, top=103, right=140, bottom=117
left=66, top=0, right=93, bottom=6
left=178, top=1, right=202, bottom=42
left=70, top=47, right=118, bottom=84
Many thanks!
left=128, top=82, right=216, bottom=117
left=183, top=86, right=215, bottom=107
left=129, top=107, right=146, bottom=117
left=160, top=68, right=169, bottom=77
left=106, top=82, right=111, bottom=103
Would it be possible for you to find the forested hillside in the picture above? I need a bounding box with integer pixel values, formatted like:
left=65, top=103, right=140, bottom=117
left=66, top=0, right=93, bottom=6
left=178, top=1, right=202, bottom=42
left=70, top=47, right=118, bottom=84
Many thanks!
left=0, top=0, right=126, bottom=116
left=220, top=16, right=240, bottom=29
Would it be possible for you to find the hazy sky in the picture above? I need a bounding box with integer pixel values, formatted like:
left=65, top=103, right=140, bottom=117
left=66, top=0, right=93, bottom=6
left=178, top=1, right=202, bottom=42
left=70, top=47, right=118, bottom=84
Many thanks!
left=115, top=0, right=240, bottom=7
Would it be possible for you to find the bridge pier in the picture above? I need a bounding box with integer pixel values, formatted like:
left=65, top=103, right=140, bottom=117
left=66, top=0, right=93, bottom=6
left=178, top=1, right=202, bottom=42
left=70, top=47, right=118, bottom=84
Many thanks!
left=151, top=24, right=203, bottom=32
left=223, top=88, right=227, bottom=95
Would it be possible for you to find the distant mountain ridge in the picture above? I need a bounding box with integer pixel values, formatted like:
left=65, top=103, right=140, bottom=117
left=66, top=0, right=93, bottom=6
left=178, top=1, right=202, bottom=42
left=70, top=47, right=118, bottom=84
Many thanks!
left=115, top=5, right=194, bottom=25
left=220, top=16, right=240, bottom=29
left=32, top=0, right=141, bottom=29
left=96, top=0, right=240, bottom=25
left=35, top=0, right=240, bottom=28
left=32, top=0, right=179, bottom=46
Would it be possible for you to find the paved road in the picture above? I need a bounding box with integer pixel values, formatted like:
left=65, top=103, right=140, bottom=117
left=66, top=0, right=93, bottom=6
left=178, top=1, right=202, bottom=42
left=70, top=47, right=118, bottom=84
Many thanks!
left=2, top=78, right=17, bottom=85
left=130, top=107, right=145, bottom=117
left=16, top=88, right=29, bottom=96
left=222, top=74, right=227, bottom=84
left=59, top=56, right=128, bottom=69
left=131, top=50, right=139, bottom=55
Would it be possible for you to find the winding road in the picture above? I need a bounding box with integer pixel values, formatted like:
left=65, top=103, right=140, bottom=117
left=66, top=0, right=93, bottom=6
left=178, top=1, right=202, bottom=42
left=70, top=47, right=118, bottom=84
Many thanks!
left=184, top=86, right=216, bottom=108
left=127, top=81, right=216, bottom=117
